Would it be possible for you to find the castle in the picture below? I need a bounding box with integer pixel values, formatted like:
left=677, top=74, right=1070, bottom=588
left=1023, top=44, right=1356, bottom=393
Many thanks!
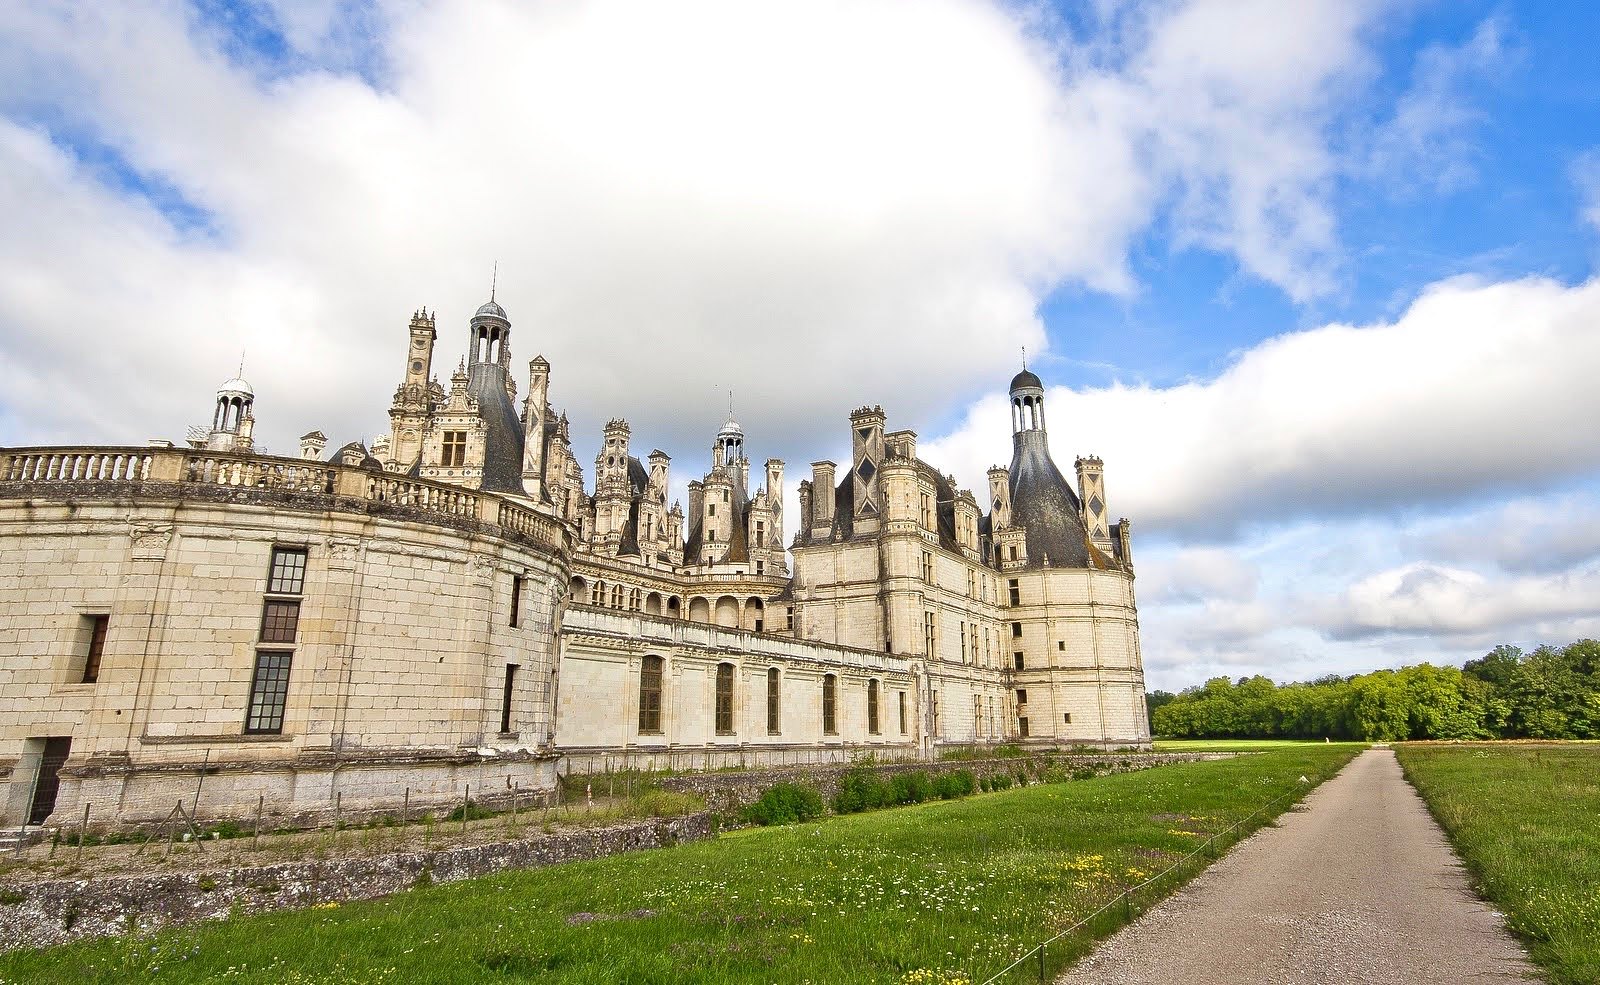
left=0, top=294, right=1148, bottom=828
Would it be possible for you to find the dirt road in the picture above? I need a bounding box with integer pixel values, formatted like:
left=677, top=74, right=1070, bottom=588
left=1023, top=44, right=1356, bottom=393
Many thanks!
left=1066, top=748, right=1538, bottom=984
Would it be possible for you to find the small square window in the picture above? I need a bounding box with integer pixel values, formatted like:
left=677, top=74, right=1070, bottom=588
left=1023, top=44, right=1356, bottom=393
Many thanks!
left=259, top=599, right=301, bottom=643
left=1013, top=652, right=1025, bottom=670
left=267, top=547, right=307, bottom=595
left=1063, top=712, right=1072, bottom=724
left=1058, top=640, right=1065, bottom=651
left=1011, top=622, right=1022, bottom=638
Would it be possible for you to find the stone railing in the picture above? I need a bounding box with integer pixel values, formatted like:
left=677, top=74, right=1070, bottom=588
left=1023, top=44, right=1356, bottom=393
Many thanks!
left=0, top=445, right=569, bottom=556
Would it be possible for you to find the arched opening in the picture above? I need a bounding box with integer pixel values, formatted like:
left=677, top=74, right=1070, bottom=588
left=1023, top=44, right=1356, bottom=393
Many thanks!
left=645, top=591, right=662, bottom=616
left=688, top=597, right=710, bottom=622
left=610, top=584, right=624, bottom=608
left=591, top=580, right=605, bottom=606
left=569, top=575, right=587, bottom=600
left=667, top=595, right=681, bottom=618
left=714, top=595, right=739, bottom=628
left=743, top=596, right=765, bottom=632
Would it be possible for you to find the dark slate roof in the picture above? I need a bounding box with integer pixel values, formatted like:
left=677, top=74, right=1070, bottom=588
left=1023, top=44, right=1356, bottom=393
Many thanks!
left=1008, top=429, right=1093, bottom=568
left=684, top=465, right=752, bottom=565
left=616, top=456, right=652, bottom=558
left=1010, top=369, right=1042, bottom=392
left=467, top=363, right=528, bottom=496
left=327, top=441, right=383, bottom=471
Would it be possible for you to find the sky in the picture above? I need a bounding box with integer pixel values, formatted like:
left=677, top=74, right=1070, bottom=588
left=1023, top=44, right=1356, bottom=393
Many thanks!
left=2, top=0, right=1598, bottom=692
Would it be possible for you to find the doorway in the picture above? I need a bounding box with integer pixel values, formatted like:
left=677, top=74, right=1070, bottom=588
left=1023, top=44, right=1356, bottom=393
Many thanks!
left=27, top=737, right=72, bottom=825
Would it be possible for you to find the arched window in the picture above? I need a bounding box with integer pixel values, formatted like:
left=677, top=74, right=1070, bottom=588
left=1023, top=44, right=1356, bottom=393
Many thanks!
left=766, top=667, right=781, bottom=735
left=715, top=663, right=735, bottom=735
left=638, top=655, right=663, bottom=733
left=867, top=679, right=880, bottom=735
left=822, top=673, right=837, bottom=735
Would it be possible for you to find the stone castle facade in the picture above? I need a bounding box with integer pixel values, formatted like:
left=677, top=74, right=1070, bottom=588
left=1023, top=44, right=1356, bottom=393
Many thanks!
left=0, top=295, right=1148, bottom=828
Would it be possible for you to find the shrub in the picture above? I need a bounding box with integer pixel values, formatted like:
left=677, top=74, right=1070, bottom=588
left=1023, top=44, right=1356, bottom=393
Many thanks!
left=741, top=783, right=824, bottom=826
left=931, top=770, right=976, bottom=800
left=833, top=768, right=892, bottom=814
left=889, top=771, right=932, bottom=805
left=445, top=801, right=495, bottom=823
left=988, top=773, right=1012, bottom=791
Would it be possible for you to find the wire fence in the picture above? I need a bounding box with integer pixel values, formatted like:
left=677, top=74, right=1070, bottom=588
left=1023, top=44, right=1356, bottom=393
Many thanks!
left=974, top=779, right=1311, bottom=984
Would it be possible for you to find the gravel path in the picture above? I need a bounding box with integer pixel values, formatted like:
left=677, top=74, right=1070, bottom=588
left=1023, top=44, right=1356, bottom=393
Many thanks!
left=1065, top=748, right=1539, bottom=984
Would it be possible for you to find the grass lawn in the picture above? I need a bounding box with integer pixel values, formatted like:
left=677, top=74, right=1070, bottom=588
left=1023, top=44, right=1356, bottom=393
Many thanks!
left=1397, top=743, right=1600, bottom=985
left=1152, top=738, right=1357, bottom=752
left=0, top=746, right=1357, bottom=985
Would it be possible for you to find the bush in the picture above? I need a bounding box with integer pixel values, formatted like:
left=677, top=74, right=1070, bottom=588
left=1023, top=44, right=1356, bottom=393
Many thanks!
left=833, top=768, right=892, bottom=814
left=988, top=773, right=1012, bottom=791
left=931, top=770, right=976, bottom=800
left=741, top=783, right=825, bottom=826
left=445, top=800, right=495, bottom=823
left=889, top=771, right=932, bottom=805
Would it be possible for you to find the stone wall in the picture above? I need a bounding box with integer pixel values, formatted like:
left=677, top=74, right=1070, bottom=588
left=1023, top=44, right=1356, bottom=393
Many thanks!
left=0, top=812, right=714, bottom=951
left=654, top=751, right=1225, bottom=814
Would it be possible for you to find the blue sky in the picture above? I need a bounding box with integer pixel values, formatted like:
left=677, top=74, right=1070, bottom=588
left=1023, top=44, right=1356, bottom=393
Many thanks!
left=2, top=1, right=1599, bottom=690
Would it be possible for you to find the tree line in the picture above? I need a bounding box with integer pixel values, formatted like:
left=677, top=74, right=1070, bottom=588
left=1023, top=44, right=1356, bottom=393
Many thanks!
left=1148, top=641, right=1600, bottom=741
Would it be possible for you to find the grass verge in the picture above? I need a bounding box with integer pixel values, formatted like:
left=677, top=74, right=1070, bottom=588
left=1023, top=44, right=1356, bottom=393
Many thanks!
left=1153, top=738, right=1353, bottom=752
left=1397, top=743, right=1600, bottom=985
left=0, top=746, right=1358, bottom=985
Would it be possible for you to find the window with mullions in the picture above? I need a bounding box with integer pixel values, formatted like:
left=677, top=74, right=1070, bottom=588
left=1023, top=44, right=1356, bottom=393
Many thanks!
left=259, top=599, right=300, bottom=643
left=822, top=673, right=838, bottom=734
left=715, top=663, right=735, bottom=735
left=767, top=667, right=781, bottom=734
left=269, top=548, right=307, bottom=595
left=245, top=650, right=293, bottom=733
left=867, top=679, right=880, bottom=734
left=639, top=655, right=664, bottom=733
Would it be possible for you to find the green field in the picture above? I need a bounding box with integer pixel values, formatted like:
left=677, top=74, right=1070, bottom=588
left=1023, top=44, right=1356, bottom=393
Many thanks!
left=1153, top=738, right=1362, bottom=752
left=1398, top=743, right=1600, bottom=985
left=0, top=746, right=1358, bottom=985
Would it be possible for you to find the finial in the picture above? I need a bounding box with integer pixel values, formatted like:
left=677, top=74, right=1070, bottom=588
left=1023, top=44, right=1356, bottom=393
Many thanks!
left=728, top=388, right=735, bottom=421
left=490, top=261, right=498, bottom=302
left=238, top=350, right=246, bottom=378
left=1021, top=345, right=1026, bottom=371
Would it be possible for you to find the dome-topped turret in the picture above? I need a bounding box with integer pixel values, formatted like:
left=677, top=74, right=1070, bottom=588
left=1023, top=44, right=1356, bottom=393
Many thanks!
left=217, top=377, right=254, bottom=398
left=473, top=299, right=508, bottom=322
left=1009, top=368, right=1042, bottom=393
left=717, top=415, right=744, bottom=440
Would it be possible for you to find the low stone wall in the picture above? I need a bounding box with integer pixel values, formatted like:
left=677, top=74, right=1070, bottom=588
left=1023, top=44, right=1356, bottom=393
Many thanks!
left=0, top=812, right=713, bottom=952
left=655, top=752, right=1226, bottom=814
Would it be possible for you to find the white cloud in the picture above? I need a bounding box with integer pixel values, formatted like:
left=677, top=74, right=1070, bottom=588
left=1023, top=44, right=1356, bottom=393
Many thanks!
left=923, top=275, right=1600, bottom=538
left=1324, top=560, right=1600, bottom=642
left=1365, top=17, right=1510, bottom=193
left=1407, top=491, right=1600, bottom=574
left=1574, top=148, right=1600, bottom=236
left=0, top=0, right=1393, bottom=459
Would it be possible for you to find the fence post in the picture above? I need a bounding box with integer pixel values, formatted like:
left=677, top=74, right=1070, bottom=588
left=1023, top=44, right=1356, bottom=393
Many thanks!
left=1037, top=943, right=1046, bottom=981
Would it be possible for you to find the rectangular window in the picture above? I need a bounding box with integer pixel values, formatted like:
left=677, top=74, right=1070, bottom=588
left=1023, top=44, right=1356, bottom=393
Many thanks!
left=709, top=503, right=716, bottom=517
left=81, top=614, right=108, bottom=684
left=1063, top=712, right=1072, bottom=724
left=268, top=548, right=308, bottom=594
left=767, top=668, right=781, bottom=735
left=923, top=611, right=937, bottom=657
left=822, top=674, right=838, bottom=735
left=756, top=520, right=765, bottom=542
left=1016, top=688, right=1028, bottom=705
left=510, top=575, right=522, bottom=627
left=1019, top=717, right=1030, bottom=738
left=1008, top=579, right=1020, bottom=606
left=898, top=691, right=907, bottom=734
left=715, top=663, right=735, bottom=735
left=1014, top=652, right=1025, bottom=670
left=500, top=664, right=518, bottom=734
left=868, top=680, right=880, bottom=735
left=756, top=560, right=764, bottom=576
left=245, top=651, right=293, bottom=734
left=786, top=606, right=795, bottom=631
left=1011, top=621, right=1022, bottom=638
left=1008, top=545, right=1017, bottom=561
left=442, top=430, right=467, bottom=467
left=259, top=599, right=301, bottom=643
left=639, top=656, right=663, bottom=733
left=921, top=550, right=934, bottom=583
left=960, top=621, right=967, bottom=663
left=932, top=689, right=940, bottom=731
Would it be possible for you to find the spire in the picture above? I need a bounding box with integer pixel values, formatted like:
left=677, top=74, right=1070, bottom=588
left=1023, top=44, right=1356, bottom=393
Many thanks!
left=1021, top=344, right=1026, bottom=371
left=490, top=260, right=498, bottom=303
